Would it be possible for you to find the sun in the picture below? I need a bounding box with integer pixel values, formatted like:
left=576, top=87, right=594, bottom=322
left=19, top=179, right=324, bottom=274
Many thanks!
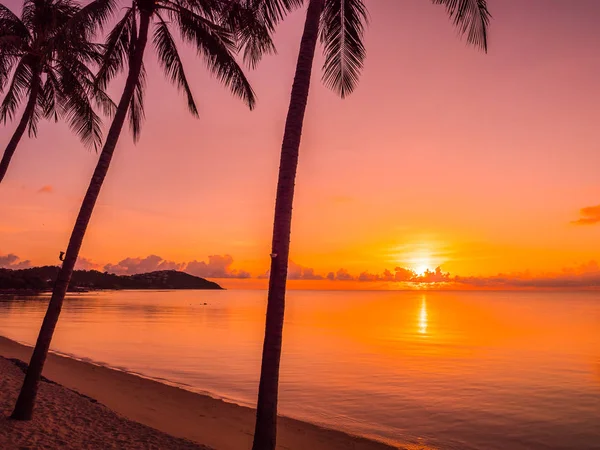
left=415, top=264, right=429, bottom=276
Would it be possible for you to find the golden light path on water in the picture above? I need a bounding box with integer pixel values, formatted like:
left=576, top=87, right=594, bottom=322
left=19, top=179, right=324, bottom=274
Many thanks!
left=419, top=296, right=428, bottom=335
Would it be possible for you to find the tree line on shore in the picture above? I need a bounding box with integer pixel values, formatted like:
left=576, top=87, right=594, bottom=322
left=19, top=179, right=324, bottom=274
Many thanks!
left=0, top=0, right=490, bottom=448
left=0, top=266, right=223, bottom=291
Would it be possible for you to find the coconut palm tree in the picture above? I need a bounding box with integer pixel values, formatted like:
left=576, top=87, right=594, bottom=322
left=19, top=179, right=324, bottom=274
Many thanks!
left=251, top=1, right=491, bottom=448
left=0, top=0, right=115, bottom=184
left=11, top=0, right=272, bottom=420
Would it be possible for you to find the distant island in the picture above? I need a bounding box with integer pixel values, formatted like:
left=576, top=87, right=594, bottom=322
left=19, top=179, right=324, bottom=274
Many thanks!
left=0, top=267, right=223, bottom=293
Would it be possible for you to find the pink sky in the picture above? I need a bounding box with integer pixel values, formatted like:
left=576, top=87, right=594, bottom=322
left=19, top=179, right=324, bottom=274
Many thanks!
left=2, top=0, right=600, bottom=286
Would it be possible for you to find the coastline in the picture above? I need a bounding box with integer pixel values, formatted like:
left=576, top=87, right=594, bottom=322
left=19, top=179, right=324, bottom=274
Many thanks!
left=0, top=335, right=400, bottom=450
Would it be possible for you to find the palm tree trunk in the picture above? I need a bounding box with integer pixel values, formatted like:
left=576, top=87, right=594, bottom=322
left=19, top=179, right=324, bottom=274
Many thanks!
left=0, top=73, right=41, bottom=184
left=10, top=10, right=152, bottom=421
left=251, top=0, right=325, bottom=448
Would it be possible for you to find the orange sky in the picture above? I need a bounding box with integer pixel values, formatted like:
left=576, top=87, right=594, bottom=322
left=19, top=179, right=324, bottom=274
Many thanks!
left=2, top=0, right=600, bottom=287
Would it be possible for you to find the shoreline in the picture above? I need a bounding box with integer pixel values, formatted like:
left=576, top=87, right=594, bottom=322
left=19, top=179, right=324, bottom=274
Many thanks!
left=0, top=335, right=400, bottom=450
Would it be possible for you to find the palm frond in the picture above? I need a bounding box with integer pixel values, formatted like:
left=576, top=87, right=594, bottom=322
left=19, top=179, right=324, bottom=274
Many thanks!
left=0, top=56, right=33, bottom=123
left=65, top=0, right=118, bottom=40
left=27, top=90, right=42, bottom=137
left=57, top=61, right=103, bottom=150
left=320, top=0, right=367, bottom=98
left=160, top=0, right=218, bottom=21
left=247, top=0, right=304, bottom=30
left=169, top=4, right=256, bottom=109
left=219, top=0, right=276, bottom=69
left=0, top=4, right=31, bottom=40
left=432, top=0, right=490, bottom=51
left=39, top=67, right=60, bottom=121
left=19, top=0, right=37, bottom=31
left=128, top=62, right=146, bottom=141
left=95, top=7, right=136, bottom=89
left=0, top=4, right=30, bottom=91
left=153, top=14, right=198, bottom=116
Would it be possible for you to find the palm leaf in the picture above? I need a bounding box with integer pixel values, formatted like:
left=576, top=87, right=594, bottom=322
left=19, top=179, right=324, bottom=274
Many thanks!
left=248, top=0, right=304, bottom=30
left=58, top=53, right=116, bottom=117
left=0, top=56, right=33, bottom=123
left=39, top=67, right=60, bottom=121
left=320, top=0, right=368, bottom=98
left=219, top=0, right=277, bottom=69
left=65, top=0, right=118, bottom=39
left=168, top=4, right=256, bottom=109
left=57, top=60, right=103, bottom=150
left=0, top=4, right=31, bottom=40
left=95, top=7, right=136, bottom=90
left=128, top=62, right=146, bottom=141
left=153, top=14, right=199, bottom=116
left=432, top=0, right=491, bottom=51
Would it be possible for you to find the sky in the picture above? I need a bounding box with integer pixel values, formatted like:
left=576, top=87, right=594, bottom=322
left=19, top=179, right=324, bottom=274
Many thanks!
left=2, top=0, right=600, bottom=289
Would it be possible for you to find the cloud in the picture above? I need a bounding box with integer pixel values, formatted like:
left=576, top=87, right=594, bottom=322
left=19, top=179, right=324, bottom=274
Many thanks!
left=104, top=255, right=185, bottom=275
left=75, top=257, right=101, bottom=271
left=185, top=255, right=251, bottom=279
left=416, top=267, right=451, bottom=283
left=334, top=268, right=354, bottom=281
left=37, top=185, right=53, bottom=194
left=572, top=204, right=600, bottom=225
left=353, top=266, right=450, bottom=283
left=287, top=261, right=324, bottom=280
left=0, top=253, right=32, bottom=269
left=454, top=261, right=600, bottom=288
left=258, top=261, right=324, bottom=280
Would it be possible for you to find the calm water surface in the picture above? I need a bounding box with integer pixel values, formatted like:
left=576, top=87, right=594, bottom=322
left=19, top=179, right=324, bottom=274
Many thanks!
left=0, top=290, right=599, bottom=449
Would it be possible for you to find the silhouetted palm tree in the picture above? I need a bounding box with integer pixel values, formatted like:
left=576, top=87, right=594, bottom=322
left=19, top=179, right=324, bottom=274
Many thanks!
left=0, top=0, right=115, bottom=184
left=252, top=1, right=491, bottom=448
left=11, top=0, right=272, bottom=420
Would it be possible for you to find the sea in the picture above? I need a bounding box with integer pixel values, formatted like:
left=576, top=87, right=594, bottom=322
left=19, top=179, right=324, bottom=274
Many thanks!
left=0, top=290, right=599, bottom=450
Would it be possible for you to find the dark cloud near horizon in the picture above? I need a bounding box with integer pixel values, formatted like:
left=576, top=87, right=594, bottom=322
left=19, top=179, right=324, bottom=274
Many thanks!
left=454, top=261, right=600, bottom=288
left=259, top=261, right=324, bottom=280
left=104, top=255, right=185, bottom=275
left=103, top=254, right=250, bottom=279
left=0, top=253, right=31, bottom=269
left=75, top=257, right=101, bottom=271
left=355, top=266, right=450, bottom=283
left=186, top=255, right=251, bottom=279
left=571, top=204, right=600, bottom=225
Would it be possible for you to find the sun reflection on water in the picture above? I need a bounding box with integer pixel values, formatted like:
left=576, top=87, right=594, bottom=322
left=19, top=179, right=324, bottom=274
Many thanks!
left=419, top=296, right=428, bottom=335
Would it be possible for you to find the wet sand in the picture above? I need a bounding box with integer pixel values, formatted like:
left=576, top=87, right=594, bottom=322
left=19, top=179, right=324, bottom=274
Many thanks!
left=0, top=336, right=399, bottom=450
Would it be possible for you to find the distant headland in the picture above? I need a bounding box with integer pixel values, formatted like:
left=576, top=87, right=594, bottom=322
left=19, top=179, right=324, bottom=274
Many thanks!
left=0, top=267, right=223, bottom=293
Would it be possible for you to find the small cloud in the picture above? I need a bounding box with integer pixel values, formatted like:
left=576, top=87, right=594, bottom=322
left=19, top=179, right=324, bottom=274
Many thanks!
left=454, top=261, right=600, bottom=288
left=287, top=261, right=324, bottom=280
left=75, top=257, right=100, bottom=271
left=37, top=185, right=53, bottom=194
left=258, top=261, right=323, bottom=280
left=334, top=268, right=354, bottom=281
left=186, top=254, right=251, bottom=279
left=572, top=204, right=600, bottom=225
left=0, top=253, right=32, bottom=269
left=104, top=255, right=184, bottom=275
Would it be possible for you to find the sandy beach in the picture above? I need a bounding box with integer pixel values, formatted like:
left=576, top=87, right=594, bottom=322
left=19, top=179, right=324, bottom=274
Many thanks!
left=0, top=336, right=398, bottom=450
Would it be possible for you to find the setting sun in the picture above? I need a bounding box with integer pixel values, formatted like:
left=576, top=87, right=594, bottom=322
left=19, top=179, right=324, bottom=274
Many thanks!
left=415, top=264, right=430, bottom=276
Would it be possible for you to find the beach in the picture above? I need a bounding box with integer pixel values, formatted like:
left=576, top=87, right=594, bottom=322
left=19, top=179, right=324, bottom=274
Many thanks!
left=0, top=336, right=398, bottom=450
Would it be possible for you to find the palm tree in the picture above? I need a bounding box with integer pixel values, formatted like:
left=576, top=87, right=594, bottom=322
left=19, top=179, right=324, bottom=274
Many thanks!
left=251, top=0, right=491, bottom=448
left=0, top=0, right=115, bottom=184
left=11, top=0, right=272, bottom=420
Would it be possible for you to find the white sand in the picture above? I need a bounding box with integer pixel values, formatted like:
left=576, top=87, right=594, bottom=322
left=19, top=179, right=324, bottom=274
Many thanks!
left=0, top=336, right=402, bottom=450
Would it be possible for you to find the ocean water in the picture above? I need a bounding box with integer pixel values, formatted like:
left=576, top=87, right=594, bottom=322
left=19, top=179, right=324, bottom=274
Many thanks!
left=0, top=290, right=599, bottom=449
